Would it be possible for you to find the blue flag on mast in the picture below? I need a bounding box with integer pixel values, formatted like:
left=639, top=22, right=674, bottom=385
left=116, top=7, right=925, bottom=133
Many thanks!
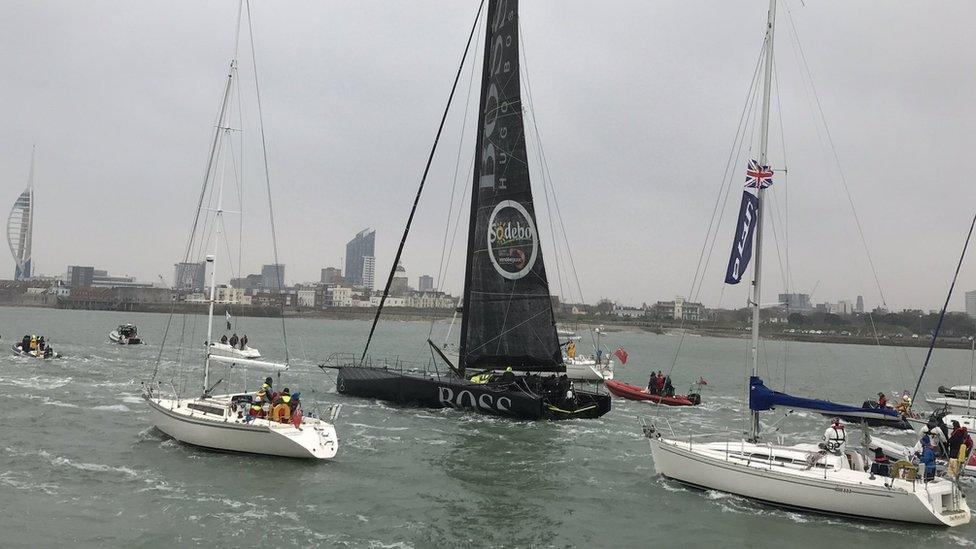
left=725, top=190, right=759, bottom=284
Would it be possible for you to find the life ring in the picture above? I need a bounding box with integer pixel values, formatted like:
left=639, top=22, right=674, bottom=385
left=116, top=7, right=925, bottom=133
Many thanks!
left=270, top=403, right=291, bottom=423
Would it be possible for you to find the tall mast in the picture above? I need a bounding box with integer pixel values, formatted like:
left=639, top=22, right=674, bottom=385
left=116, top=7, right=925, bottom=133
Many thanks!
left=203, top=58, right=238, bottom=395
left=750, top=0, right=777, bottom=441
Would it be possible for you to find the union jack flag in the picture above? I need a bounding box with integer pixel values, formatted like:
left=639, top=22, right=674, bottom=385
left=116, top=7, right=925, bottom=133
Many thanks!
left=744, top=159, right=773, bottom=189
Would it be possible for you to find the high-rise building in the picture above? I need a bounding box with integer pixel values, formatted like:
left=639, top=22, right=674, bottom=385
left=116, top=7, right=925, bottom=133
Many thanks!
left=174, top=261, right=207, bottom=291
left=966, top=290, right=976, bottom=319
left=7, top=152, right=35, bottom=280
left=362, top=256, right=375, bottom=292
left=66, top=265, right=94, bottom=287
left=777, top=293, right=812, bottom=312
left=261, top=264, right=285, bottom=291
left=856, top=295, right=865, bottom=314
left=320, top=267, right=342, bottom=284
left=345, top=228, right=375, bottom=286
left=418, top=274, right=434, bottom=292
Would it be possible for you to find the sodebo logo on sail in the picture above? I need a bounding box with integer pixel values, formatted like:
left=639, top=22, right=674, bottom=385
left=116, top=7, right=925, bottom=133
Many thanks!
left=487, top=200, right=538, bottom=280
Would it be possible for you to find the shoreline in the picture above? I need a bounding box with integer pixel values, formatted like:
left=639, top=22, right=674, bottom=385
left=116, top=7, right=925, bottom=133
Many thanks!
left=2, top=301, right=970, bottom=350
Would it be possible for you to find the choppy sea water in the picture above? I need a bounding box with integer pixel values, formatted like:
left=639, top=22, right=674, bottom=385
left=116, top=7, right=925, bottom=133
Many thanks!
left=1, top=306, right=974, bottom=548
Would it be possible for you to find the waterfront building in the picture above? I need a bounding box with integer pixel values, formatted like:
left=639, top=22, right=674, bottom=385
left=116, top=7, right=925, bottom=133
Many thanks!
left=297, top=289, right=316, bottom=308
left=391, top=264, right=408, bottom=296
left=777, top=293, right=813, bottom=312
left=418, top=274, right=434, bottom=292
left=967, top=290, right=976, bottom=319
left=174, top=261, right=206, bottom=291
left=320, top=267, right=342, bottom=284
left=652, top=297, right=704, bottom=322
left=66, top=266, right=94, bottom=287
left=261, top=263, right=285, bottom=291
left=345, top=228, right=375, bottom=286
left=362, top=256, right=375, bottom=292
left=856, top=295, right=865, bottom=314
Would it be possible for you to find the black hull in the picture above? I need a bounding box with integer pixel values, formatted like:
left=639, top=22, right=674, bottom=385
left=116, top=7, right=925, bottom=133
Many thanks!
left=336, top=367, right=610, bottom=420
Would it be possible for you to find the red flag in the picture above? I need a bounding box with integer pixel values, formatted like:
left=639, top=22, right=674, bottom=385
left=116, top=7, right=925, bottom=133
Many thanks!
left=291, top=407, right=303, bottom=428
left=613, top=348, right=628, bottom=365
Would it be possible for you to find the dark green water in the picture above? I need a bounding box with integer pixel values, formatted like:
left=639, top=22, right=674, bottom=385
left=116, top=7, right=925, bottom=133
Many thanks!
left=1, top=306, right=973, bottom=547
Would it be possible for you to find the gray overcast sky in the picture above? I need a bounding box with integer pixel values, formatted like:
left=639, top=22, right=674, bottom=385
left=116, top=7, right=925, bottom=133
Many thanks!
left=1, top=1, right=974, bottom=311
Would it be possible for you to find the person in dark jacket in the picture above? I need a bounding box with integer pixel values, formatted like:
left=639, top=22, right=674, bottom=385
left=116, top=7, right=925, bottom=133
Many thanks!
left=240, top=334, right=248, bottom=350
left=663, top=376, right=675, bottom=398
left=20, top=334, right=30, bottom=352
left=220, top=334, right=228, bottom=344
left=870, top=447, right=890, bottom=478
left=229, top=333, right=239, bottom=347
left=949, top=421, right=973, bottom=460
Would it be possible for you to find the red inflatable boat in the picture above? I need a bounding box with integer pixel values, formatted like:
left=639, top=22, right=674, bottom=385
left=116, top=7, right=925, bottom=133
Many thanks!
left=604, top=379, right=700, bottom=406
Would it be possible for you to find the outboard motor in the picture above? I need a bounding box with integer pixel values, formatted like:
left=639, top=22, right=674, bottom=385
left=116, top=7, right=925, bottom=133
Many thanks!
left=687, top=393, right=702, bottom=405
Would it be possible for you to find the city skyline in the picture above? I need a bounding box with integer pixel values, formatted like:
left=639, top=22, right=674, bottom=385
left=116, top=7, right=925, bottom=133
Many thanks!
left=0, top=1, right=974, bottom=311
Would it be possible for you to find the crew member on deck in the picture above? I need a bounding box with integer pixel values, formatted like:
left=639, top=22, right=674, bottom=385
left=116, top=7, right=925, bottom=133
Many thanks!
left=870, top=447, right=890, bottom=477
left=876, top=392, right=887, bottom=408
left=566, top=340, right=576, bottom=359
left=257, top=376, right=274, bottom=403
left=501, top=366, right=516, bottom=384
left=920, top=438, right=937, bottom=481
left=822, top=418, right=846, bottom=454
left=229, top=333, right=239, bottom=348
left=220, top=334, right=228, bottom=344
left=240, top=334, right=248, bottom=350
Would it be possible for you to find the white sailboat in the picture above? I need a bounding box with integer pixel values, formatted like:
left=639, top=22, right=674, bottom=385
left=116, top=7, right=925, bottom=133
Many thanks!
left=143, top=1, right=338, bottom=460
left=926, top=385, right=976, bottom=413
left=644, top=0, right=969, bottom=526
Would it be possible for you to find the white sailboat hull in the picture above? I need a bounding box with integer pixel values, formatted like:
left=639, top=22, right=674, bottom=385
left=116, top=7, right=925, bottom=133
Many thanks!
left=925, top=394, right=976, bottom=414
left=648, top=436, right=970, bottom=526
left=563, top=356, right=614, bottom=381
left=145, top=395, right=337, bottom=460
left=209, top=342, right=261, bottom=359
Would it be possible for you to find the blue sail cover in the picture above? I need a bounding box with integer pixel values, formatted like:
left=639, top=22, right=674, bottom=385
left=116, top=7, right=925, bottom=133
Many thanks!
left=749, top=376, right=903, bottom=421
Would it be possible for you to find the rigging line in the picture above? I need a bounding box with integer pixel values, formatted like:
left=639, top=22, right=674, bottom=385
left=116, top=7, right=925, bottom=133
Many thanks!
left=433, top=7, right=483, bottom=317
left=690, top=45, right=765, bottom=305
left=522, top=71, right=565, bottom=302
left=912, top=209, right=976, bottom=403
left=688, top=40, right=767, bottom=303
left=151, top=58, right=237, bottom=382
left=764, top=189, right=789, bottom=292
left=519, top=36, right=587, bottom=348
left=462, top=307, right=556, bottom=356
left=783, top=6, right=887, bottom=310
left=772, top=52, right=793, bottom=293
left=245, top=0, right=289, bottom=364
left=361, top=0, right=487, bottom=364
left=441, top=153, right=475, bottom=297
left=783, top=6, right=914, bottom=377
left=518, top=27, right=570, bottom=305
left=667, top=50, right=766, bottom=376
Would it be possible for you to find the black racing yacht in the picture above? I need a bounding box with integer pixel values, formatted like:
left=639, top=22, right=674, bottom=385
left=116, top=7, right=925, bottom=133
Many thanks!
left=329, top=0, right=610, bottom=421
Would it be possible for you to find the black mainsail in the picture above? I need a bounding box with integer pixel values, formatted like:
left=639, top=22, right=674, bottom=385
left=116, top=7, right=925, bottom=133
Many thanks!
left=459, top=0, right=561, bottom=376
left=336, top=0, right=610, bottom=421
